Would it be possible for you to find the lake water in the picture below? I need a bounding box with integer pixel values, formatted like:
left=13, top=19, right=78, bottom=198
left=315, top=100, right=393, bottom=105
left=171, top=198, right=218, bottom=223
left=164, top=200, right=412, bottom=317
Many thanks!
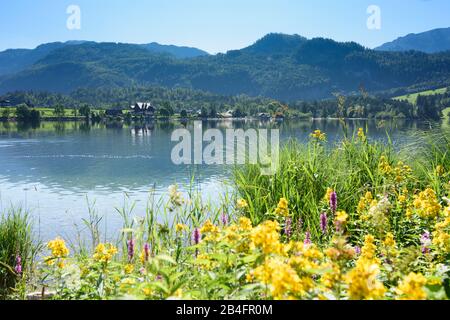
left=0, top=119, right=440, bottom=241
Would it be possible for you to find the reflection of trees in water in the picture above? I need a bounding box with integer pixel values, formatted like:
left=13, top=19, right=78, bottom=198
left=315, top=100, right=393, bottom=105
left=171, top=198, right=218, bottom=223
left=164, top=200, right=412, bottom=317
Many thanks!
left=157, top=121, right=175, bottom=132
left=54, top=122, right=66, bottom=134
left=78, top=122, right=91, bottom=133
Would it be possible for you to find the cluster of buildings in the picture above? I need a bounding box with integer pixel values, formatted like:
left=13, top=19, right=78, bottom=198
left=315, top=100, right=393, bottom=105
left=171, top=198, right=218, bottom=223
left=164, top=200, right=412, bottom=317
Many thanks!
left=105, top=102, right=156, bottom=118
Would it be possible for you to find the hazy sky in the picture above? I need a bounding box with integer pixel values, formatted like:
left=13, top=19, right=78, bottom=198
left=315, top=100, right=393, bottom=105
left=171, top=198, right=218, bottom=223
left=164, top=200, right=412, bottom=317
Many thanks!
left=0, top=0, right=449, bottom=53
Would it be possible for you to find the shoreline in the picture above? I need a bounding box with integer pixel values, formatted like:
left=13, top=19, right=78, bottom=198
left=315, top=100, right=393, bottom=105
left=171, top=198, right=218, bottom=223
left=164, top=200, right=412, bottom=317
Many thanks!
left=0, top=116, right=428, bottom=123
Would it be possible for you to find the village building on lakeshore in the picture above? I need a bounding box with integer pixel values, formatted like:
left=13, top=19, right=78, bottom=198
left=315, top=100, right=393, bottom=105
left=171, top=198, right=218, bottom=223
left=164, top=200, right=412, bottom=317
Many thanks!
left=130, top=102, right=156, bottom=118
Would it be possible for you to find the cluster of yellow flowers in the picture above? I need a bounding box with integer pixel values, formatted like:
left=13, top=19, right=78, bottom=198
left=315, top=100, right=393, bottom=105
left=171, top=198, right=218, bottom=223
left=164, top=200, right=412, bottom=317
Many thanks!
left=47, top=237, right=70, bottom=258
left=413, top=188, right=442, bottom=219
left=274, top=198, right=289, bottom=217
left=344, top=235, right=385, bottom=300
left=396, top=273, right=428, bottom=300
left=378, top=156, right=412, bottom=183
left=194, top=208, right=434, bottom=300
left=175, top=223, right=188, bottom=233
left=310, top=129, right=326, bottom=141
left=432, top=216, right=450, bottom=253
left=357, top=191, right=374, bottom=213
left=200, top=220, right=221, bottom=242
left=93, top=243, right=118, bottom=263
left=236, top=199, right=249, bottom=210
left=250, top=221, right=283, bottom=255
left=46, top=238, right=70, bottom=268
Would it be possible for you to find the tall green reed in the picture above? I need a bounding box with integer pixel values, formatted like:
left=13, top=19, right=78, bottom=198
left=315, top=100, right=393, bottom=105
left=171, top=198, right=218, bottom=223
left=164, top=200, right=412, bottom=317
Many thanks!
left=0, top=208, right=39, bottom=298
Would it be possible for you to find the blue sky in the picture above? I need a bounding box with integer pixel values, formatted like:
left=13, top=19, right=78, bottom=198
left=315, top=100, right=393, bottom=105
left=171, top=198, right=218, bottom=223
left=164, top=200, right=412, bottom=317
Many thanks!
left=0, top=0, right=449, bottom=53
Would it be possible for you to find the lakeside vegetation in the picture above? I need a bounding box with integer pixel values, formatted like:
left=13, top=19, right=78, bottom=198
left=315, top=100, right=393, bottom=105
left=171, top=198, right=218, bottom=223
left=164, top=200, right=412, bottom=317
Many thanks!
left=1, top=127, right=450, bottom=300
left=1, top=85, right=449, bottom=123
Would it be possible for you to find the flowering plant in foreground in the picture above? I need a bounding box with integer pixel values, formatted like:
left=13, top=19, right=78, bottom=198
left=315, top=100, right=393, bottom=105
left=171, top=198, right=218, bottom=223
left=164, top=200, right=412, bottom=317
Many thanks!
left=38, top=183, right=450, bottom=300
left=17, top=130, right=450, bottom=300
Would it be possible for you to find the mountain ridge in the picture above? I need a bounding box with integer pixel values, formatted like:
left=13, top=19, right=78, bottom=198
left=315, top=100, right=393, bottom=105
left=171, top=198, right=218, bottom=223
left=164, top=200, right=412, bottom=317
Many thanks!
left=376, top=27, right=450, bottom=53
left=0, top=32, right=450, bottom=101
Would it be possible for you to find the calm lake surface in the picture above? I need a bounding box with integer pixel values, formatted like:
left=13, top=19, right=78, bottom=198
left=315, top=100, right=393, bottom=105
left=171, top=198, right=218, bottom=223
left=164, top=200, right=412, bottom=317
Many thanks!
left=0, top=119, right=441, bottom=241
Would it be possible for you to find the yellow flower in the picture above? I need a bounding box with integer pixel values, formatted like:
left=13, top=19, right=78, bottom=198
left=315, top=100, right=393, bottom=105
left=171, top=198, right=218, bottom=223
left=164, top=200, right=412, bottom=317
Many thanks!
left=357, top=128, right=366, bottom=140
left=335, top=211, right=348, bottom=224
left=324, top=188, right=334, bottom=202
left=444, top=206, right=450, bottom=217
left=274, top=198, right=289, bottom=217
left=436, top=165, right=445, bottom=177
left=236, top=199, right=249, bottom=209
left=47, top=238, right=70, bottom=258
left=396, top=273, right=427, bottom=300
left=383, top=233, right=395, bottom=247
left=382, top=233, right=398, bottom=257
left=199, top=220, right=220, bottom=242
left=142, top=287, right=153, bottom=296
left=175, top=223, right=188, bottom=233
left=238, top=217, right=253, bottom=231
left=93, top=243, right=118, bottom=263
left=311, top=129, right=326, bottom=141
left=252, top=257, right=306, bottom=299
left=124, top=264, right=134, bottom=274
left=251, top=220, right=282, bottom=255
left=432, top=217, right=450, bottom=253
left=200, top=220, right=219, bottom=234
left=174, top=288, right=183, bottom=298
left=378, top=156, right=392, bottom=175
left=345, top=258, right=386, bottom=300
left=361, top=235, right=377, bottom=261
left=413, top=188, right=442, bottom=219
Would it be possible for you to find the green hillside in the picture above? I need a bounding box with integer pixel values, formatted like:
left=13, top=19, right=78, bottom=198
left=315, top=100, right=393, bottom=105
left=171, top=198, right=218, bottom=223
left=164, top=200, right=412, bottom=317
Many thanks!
left=1, top=34, right=450, bottom=101
left=394, top=87, right=448, bottom=104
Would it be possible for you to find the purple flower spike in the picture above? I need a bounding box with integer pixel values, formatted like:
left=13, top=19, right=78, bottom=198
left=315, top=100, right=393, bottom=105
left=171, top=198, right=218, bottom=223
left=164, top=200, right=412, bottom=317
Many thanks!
left=285, top=217, right=292, bottom=240
left=320, top=212, right=328, bottom=234
left=420, top=231, right=431, bottom=254
left=330, top=192, right=337, bottom=213
left=144, top=243, right=150, bottom=262
left=304, top=231, right=312, bottom=246
left=14, top=255, right=22, bottom=275
left=221, top=213, right=229, bottom=226
left=193, top=228, right=201, bottom=245
left=354, top=246, right=361, bottom=256
left=127, top=238, right=135, bottom=261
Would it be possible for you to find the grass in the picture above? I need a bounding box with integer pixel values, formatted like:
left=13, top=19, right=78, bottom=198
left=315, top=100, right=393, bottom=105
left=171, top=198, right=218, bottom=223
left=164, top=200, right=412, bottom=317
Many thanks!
left=443, top=107, right=450, bottom=120
left=393, top=87, right=448, bottom=105
left=1, top=107, right=102, bottom=119
left=0, top=208, right=40, bottom=298
left=234, top=127, right=450, bottom=239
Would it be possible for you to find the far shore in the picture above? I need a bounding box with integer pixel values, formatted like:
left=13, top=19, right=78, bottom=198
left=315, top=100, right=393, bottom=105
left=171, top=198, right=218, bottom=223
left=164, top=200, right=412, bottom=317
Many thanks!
left=0, top=116, right=425, bottom=123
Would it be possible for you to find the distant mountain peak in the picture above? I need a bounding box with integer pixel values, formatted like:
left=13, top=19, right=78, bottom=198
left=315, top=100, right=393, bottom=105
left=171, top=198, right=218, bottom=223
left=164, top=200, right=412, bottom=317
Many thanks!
left=238, top=33, right=308, bottom=55
left=140, top=42, right=209, bottom=59
left=376, top=27, right=450, bottom=53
